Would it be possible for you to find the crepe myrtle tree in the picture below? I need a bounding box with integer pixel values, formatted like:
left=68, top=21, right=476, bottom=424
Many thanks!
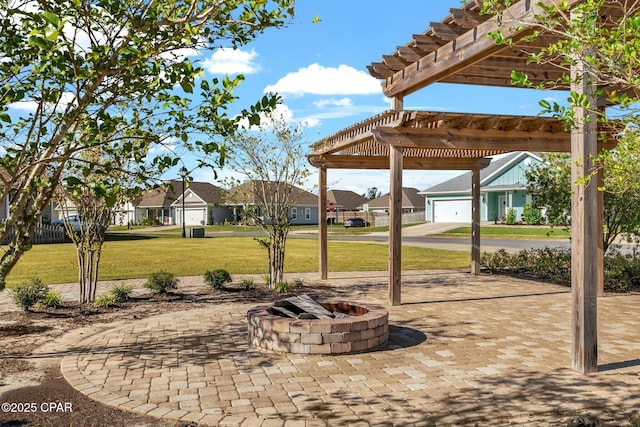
left=526, top=145, right=640, bottom=253
left=0, top=0, right=294, bottom=289
left=479, top=1, right=640, bottom=185
left=225, top=112, right=311, bottom=288
left=55, top=146, right=149, bottom=303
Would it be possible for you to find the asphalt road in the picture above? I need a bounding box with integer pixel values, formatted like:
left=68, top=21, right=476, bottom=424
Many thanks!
left=287, top=232, right=571, bottom=253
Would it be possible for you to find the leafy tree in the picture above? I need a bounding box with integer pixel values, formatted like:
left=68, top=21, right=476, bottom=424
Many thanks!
left=481, top=0, right=640, bottom=118
left=525, top=153, right=572, bottom=227
left=526, top=150, right=640, bottom=252
left=225, top=112, right=310, bottom=288
left=0, top=0, right=294, bottom=289
left=364, top=187, right=381, bottom=200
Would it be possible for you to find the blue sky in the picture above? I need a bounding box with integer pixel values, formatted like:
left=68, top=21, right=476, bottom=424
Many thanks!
left=184, top=0, right=564, bottom=195
left=6, top=0, right=563, bottom=196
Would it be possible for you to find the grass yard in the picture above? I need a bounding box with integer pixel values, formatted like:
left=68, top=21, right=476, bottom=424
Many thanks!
left=6, top=234, right=469, bottom=287
left=436, top=226, right=571, bottom=240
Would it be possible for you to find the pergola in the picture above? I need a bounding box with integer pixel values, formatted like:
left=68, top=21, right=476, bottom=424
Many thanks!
left=309, top=0, right=625, bottom=374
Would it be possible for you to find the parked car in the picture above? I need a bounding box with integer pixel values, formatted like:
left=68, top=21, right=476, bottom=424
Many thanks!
left=51, top=215, right=84, bottom=232
left=343, top=218, right=369, bottom=228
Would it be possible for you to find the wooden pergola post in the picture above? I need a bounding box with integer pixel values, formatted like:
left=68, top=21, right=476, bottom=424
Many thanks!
left=571, top=54, right=599, bottom=374
left=471, top=168, right=481, bottom=275
left=389, top=96, right=403, bottom=306
left=597, top=168, right=605, bottom=297
left=318, top=167, right=328, bottom=280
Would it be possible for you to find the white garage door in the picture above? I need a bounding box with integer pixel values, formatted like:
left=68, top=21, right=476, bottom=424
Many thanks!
left=184, top=208, right=206, bottom=226
left=433, top=200, right=472, bottom=223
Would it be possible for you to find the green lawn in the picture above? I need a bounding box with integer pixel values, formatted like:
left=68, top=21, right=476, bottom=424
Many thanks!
left=7, top=234, right=469, bottom=286
left=436, top=226, right=571, bottom=240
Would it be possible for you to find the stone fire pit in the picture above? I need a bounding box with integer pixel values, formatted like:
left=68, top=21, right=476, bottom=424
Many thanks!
left=247, top=295, right=389, bottom=354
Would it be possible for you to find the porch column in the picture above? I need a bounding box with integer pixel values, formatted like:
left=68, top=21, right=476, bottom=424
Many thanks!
left=389, top=95, right=403, bottom=306
left=471, top=168, right=481, bottom=275
left=318, top=167, right=328, bottom=280
left=570, top=49, right=598, bottom=374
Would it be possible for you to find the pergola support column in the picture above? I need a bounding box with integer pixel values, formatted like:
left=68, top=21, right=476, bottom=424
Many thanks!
left=389, top=96, right=403, bottom=306
left=571, top=54, right=598, bottom=374
left=389, top=145, right=403, bottom=306
left=471, top=168, right=481, bottom=275
left=318, top=167, right=328, bottom=280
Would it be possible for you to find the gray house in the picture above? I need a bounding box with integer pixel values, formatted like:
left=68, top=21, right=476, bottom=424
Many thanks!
left=136, top=180, right=231, bottom=226
left=228, top=180, right=319, bottom=225
left=420, top=152, right=543, bottom=223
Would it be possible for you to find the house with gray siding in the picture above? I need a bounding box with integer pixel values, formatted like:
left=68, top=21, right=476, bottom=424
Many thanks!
left=420, top=152, right=543, bottom=223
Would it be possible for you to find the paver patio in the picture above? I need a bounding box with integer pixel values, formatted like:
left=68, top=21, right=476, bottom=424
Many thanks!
left=36, top=271, right=640, bottom=425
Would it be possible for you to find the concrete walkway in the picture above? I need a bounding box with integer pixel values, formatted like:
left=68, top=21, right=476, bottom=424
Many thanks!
left=35, top=271, right=640, bottom=426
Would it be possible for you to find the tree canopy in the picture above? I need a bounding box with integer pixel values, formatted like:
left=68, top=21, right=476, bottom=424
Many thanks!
left=0, top=0, right=294, bottom=287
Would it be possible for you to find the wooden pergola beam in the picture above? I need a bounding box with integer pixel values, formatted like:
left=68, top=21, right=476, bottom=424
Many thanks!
left=384, top=0, right=582, bottom=97
left=372, top=127, right=615, bottom=152
left=308, top=155, right=491, bottom=170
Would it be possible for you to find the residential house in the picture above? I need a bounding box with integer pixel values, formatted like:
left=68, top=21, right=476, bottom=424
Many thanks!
left=326, top=190, right=368, bottom=223
left=359, top=187, right=425, bottom=214
left=172, top=181, right=232, bottom=226
left=420, top=152, right=543, bottom=223
left=136, top=180, right=230, bottom=226
left=228, top=180, right=318, bottom=225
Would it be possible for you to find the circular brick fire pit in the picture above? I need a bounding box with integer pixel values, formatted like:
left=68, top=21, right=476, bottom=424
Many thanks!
left=247, top=299, right=389, bottom=355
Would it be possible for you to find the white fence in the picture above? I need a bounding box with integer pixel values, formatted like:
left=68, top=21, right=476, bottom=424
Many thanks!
left=374, top=212, right=426, bottom=227
left=32, top=224, right=67, bottom=244
left=1, top=224, right=66, bottom=245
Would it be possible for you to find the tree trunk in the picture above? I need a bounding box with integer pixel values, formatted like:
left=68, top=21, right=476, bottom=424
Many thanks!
left=267, top=230, right=287, bottom=288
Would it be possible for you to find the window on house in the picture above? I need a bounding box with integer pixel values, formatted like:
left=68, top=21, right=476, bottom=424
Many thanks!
left=291, top=207, right=297, bottom=220
left=305, top=207, right=311, bottom=220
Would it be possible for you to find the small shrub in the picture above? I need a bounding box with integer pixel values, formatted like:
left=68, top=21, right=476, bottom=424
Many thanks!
left=144, top=270, right=178, bottom=294
left=272, top=278, right=304, bottom=293
left=523, top=203, right=543, bottom=225
left=204, top=269, right=232, bottom=290
left=240, top=278, right=256, bottom=291
left=36, top=291, right=63, bottom=309
left=11, top=279, right=49, bottom=311
left=274, top=281, right=292, bottom=293
left=604, top=246, right=640, bottom=292
left=480, top=249, right=512, bottom=273
left=110, top=284, right=134, bottom=302
left=93, top=293, right=117, bottom=308
left=505, top=208, right=517, bottom=225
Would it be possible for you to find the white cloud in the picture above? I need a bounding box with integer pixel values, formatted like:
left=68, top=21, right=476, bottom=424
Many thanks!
left=203, top=48, right=260, bottom=75
left=313, top=98, right=353, bottom=108
left=264, top=64, right=382, bottom=97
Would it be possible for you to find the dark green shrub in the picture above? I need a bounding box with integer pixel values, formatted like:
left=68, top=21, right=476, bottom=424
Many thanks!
left=505, top=208, right=517, bottom=225
left=110, top=284, right=134, bottom=302
left=481, top=247, right=571, bottom=285
left=291, top=278, right=304, bottom=288
left=144, top=270, right=178, bottom=294
left=604, top=247, right=640, bottom=292
left=36, top=291, right=63, bottom=308
left=11, top=279, right=49, bottom=311
left=204, top=269, right=232, bottom=290
left=523, top=203, right=543, bottom=225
